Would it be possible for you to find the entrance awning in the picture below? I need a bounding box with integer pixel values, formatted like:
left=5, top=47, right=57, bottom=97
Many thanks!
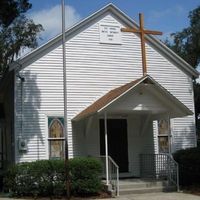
left=73, top=75, right=193, bottom=121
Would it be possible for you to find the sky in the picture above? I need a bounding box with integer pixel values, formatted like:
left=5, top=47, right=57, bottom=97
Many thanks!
left=28, top=0, right=200, bottom=44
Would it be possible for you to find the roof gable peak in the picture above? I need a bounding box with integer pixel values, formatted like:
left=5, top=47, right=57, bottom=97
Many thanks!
left=9, top=3, right=199, bottom=78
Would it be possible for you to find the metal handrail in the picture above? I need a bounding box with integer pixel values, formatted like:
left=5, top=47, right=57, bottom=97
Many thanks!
left=140, top=153, right=179, bottom=191
left=166, top=154, right=179, bottom=191
left=99, top=155, right=119, bottom=196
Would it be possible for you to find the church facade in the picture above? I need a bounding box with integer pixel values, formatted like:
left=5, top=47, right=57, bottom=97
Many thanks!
left=0, top=4, right=199, bottom=177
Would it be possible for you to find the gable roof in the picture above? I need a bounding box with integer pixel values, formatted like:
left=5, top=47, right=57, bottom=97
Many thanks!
left=73, top=77, right=143, bottom=121
left=73, top=75, right=193, bottom=121
left=9, top=3, right=199, bottom=78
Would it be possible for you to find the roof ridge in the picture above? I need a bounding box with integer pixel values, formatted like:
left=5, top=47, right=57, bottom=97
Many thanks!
left=9, top=3, right=199, bottom=78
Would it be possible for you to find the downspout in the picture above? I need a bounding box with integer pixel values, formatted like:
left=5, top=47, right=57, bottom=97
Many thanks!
left=16, top=73, right=25, bottom=138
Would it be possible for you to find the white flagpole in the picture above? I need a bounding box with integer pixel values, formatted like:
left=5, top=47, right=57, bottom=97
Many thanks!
left=61, top=0, right=70, bottom=198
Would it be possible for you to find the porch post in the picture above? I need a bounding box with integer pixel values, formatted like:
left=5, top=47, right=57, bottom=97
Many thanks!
left=168, top=115, right=171, bottom=154
left=104, top=112, right=109, bottom=185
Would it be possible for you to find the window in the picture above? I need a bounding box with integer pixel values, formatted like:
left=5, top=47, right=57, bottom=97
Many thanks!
left=158, top=119, right=169, bottom=153
left=48, top=117, right=65, bottom=159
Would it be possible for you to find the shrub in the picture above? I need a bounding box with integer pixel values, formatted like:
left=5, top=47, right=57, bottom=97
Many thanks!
left=69, top=157, right=102, bottom=196
left=197, top=139, right=200, bottom=147
left=4, top=160, right=65, bottom=197
left=173, top=147, right=200, bottom=186
left=4, top=157, right=102, bottom=197
left=4, top=162, right=36, bottom=196
left=31, top=160, right=66, bottom=197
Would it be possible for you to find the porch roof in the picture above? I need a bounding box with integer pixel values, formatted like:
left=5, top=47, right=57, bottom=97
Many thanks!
left=73, top=75, right=193, bottom=121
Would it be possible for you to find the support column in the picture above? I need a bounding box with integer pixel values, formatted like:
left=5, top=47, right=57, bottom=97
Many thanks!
left=104, top=112, right=109, bottom=185
left=168, top=115, right=172, bottom=154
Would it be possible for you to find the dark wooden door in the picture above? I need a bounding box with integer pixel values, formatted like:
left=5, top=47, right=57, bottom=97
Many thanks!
left=100, top=119, right=129, bottom=173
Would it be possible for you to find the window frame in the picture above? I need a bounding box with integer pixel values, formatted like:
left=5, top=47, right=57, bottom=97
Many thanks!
left=157, top=118, right=170, bottom=154
left=47, top=117, right=65, bottom=160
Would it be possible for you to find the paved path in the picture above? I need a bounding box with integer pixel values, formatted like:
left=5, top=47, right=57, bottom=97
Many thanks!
left=126, top=192, right=200, bottom=200
left=112, top=192, right=200, bottom=200
left=0, top=192, right=200, bottom=200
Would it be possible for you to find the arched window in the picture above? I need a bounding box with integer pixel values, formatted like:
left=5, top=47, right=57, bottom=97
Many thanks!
left=48, top=117, right=65, bottom=159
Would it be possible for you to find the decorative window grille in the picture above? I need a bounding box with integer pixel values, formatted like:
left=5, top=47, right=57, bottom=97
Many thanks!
left=48, top=117, right=65, bottom=159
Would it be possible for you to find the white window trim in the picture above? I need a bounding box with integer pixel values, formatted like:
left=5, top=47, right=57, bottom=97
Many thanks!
left=44, top=113, right=64, bottom=159
left=157, top=118, right=171, bottom=154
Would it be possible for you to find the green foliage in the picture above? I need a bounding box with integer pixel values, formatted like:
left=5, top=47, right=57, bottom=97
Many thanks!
left=4, top=160, right=65, bottom=197
left=197, top=139, right=200, bottom=147
left=0, top=0, right=32, bottom=27
left=69, top=157, right=102, bottom=195
left=0, top=0, right=43, bottom=73
left=194, top=82, right=200, bottom=138
left=165, top=6, right=200, bottom=68
left=4, top=157, right=103, bottom=197
left=173, top=147, right=200, bottom=186
left=165, top=6, right=200, bottom=139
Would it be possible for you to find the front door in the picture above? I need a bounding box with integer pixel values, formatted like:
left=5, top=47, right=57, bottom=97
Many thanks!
left=100, top=119, right=129, bottom=173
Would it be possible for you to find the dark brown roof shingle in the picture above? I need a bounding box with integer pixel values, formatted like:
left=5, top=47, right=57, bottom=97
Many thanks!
left=73, top=76, right=145, bottom=121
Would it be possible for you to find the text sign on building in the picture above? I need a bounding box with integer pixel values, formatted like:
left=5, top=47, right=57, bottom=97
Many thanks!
left=99, top=24, right=122, bottom=44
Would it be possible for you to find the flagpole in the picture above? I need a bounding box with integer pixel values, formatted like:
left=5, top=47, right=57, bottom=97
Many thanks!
left=61, top=0, right=70, bottom=199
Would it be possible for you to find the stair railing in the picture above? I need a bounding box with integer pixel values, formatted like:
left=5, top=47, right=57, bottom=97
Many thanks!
left=99, top=155, right=119, bottom=196
left=140, top=154, right=179, bottom=191
left=166, top=154, right=179, bottom=191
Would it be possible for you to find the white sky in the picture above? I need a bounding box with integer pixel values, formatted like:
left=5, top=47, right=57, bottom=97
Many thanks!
left=29, top=5, right=81, bottom=42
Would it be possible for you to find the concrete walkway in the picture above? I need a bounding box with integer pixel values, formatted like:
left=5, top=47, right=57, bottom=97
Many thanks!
left=108, top=192, right=200, bottom=200
left=0, top=192, right=200, bottom=200
left=114, top=192, right=200, bottom=200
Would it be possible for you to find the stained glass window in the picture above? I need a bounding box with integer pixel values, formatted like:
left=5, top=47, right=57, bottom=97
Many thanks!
left=158, top=119, right=169, bottom=153
left=48, top=117, right=64, bottom=159
left=158, top=136, right=169, bottom=153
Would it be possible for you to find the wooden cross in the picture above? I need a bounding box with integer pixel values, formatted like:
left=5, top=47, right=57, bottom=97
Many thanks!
left=121, top=13, right=162, bottom=76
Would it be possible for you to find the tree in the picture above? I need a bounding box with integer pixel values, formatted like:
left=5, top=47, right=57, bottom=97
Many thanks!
left=165, top=6, right=200, bottom=139
left=166, top=6, right=200, bottom=68
left=0, top=0, right=43, bottom=73
left=194, top=82, right=200, bottom=137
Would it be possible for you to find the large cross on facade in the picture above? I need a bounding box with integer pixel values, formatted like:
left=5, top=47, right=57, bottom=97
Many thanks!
left=121, top=13, right=162, bottom=76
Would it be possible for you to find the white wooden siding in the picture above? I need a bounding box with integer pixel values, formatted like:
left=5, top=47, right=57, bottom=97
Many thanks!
left=127, top=115, right=154, bottom=176
left=74, top=114, right=154, bottom=177
left=15, top=12, right=196, bottom=163
left=106, top=85, right=170, bottom=113
left=146, top=42, right=196, bottom=150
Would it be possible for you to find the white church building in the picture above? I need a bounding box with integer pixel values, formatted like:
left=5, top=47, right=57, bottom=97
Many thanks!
left=0, top=4, right=199, bottom=190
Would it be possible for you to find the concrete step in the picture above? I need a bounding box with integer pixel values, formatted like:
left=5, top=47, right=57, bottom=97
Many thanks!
left=118, top=179, right=177, bottom=195
left=119, top=180, right=168, bottom=189
left=119, top=185, right=177, bottom=195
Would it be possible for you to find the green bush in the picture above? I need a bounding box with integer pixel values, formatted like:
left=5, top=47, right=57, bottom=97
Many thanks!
left=173, top=147, right=200, bottom=186
left=197, top=139, right=200, bottom=147
left=4, top=157, right=102, bottom=197
left=4, top=160, right=65, bottom=197
left=69, top=157, right=102, bottom=196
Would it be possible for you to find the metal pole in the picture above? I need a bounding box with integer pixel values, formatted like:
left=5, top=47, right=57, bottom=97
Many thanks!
left=104, top=112, right=109, bottom=185
left=177, top=164, right=180, bottom=192
left=116, top=166, right=119, bottom=196
left=61, top=0, right=70, bottom=199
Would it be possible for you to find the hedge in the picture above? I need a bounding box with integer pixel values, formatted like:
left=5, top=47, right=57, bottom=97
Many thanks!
left=69, top=157, right=102, bottom=195
left=4, top=157, right=102, bottom=197
left=173, top=147, right=200, bottom=186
